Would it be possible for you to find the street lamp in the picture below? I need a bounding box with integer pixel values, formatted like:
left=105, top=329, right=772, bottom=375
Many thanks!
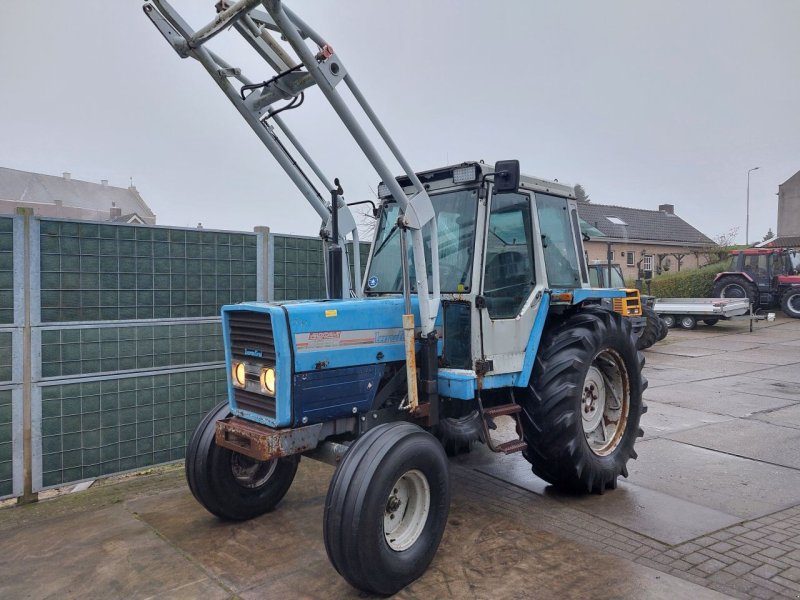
left=746, top=166, right=760, bottom=246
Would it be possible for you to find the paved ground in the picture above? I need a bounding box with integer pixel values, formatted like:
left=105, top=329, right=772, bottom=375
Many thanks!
left=2, top=315, right=800, bottom=599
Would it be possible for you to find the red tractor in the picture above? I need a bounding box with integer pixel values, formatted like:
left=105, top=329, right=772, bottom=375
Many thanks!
left=712, top=248, right=800, bottom=318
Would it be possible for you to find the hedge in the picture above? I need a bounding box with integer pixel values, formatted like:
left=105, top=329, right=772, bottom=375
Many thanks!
left=648, top=261, right=728, bottom=298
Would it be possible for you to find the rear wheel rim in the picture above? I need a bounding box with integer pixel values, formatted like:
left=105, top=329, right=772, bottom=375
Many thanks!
left=722, top=283, right=746, bottom=298
left=384, top=469, right=431, bottom=551
left=789, top=295, right=800, bottom=313
left=681, top=317, right=695, bottom=328
left=581, top=349, right=630, bottom=456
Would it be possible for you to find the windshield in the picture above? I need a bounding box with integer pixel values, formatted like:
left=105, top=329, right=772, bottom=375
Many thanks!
left=366, top=189, right=479, bottom=293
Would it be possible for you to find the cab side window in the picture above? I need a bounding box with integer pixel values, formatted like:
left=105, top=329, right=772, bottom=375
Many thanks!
left=483, top=193, right=535, bottom=319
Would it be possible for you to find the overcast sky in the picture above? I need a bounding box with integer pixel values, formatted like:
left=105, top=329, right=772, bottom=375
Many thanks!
left=1, top=1, right=798, bottom=244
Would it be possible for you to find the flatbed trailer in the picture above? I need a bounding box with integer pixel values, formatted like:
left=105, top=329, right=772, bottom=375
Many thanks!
left=654, top=298, right=774, bottom=330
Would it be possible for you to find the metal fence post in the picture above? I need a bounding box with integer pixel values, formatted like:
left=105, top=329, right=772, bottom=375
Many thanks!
left=15, top=207, right=37, bottom=504
left=254, top=226, right=271, bottom=302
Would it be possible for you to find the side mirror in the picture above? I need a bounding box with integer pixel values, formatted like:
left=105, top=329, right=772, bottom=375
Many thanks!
left=493, top=160, right=520, bottom=193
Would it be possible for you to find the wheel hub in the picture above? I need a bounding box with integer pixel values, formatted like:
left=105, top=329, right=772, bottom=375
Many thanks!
left=384, top=469, right=431, bottom=551
left=230, top=453, right=277, bottom=489
left=581, top=350, right=630, bottom=456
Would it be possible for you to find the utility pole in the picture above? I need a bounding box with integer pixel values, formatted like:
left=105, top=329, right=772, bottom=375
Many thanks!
left=746, top=166, right=760, bottom=246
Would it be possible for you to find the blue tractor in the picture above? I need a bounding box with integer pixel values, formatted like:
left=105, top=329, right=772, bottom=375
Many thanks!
left=144, top=1, right=647, bottom=594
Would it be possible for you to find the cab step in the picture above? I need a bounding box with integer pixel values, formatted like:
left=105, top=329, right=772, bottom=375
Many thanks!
left=477, top=397, right=527, bottom=455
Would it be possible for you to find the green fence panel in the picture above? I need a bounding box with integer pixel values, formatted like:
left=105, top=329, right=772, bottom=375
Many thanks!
left=0, top=332, right=11, bottom=383
left=39, top=221, right=258, bottom=322
left=0, top=217, right=13, bottom=325
left=0, top=389, right=11, bottom=497
left=39, top=368, right=225, bottom=487
left=40, top=322, right=223, bottom=378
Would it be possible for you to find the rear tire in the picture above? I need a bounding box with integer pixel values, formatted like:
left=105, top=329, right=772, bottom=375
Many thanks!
left=661, top=314, right=676, bottom=329
left=185, top=401, right=299, bottom=521
left=435, top=410, right=484, bottom=455
left=324, top=422, right=450, bottom=596
left=781, top=289, right=800, bottom=319
left=679, top=315, right=697, bottom=330
left=636, top=305, right=660, bottom=350
left=712, top=275, right=758, bottom=307
left=519, top=307, right=646, bottom=494
left=656, top=317, right=669, bottom=341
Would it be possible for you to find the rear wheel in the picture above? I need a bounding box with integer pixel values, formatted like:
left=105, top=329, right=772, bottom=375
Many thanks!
left=712, top=275, right=757, bottom=307
left=679, top=315, right=697, bottom=330
left=324, top=422, right=450, bottom=595
left=781, top=289, right=800, bottom=318
left=519, top=307, right=646, bottom=494
left=185, top=401, right=299, bottom=521
left=661, top=314, right=676, bottom=329
left=703, top=318, right=719, bottom=326
left=636, top=305, right=660, bottom=350
left=656, top=317, right=669, bottom=341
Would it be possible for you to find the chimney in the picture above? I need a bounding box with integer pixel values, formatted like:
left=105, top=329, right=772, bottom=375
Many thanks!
left=110, top=202, right=122, bottom=220
left=101, top=179, right=108, bottom=187
left=62, top=172, right=71, bottom=180
left=658, top=203, right=674, bottom=214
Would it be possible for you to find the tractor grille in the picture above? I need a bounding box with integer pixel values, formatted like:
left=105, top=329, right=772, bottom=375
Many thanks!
left=229, top=311, right=276, bottom=362
left=228, top=310, right=277, bottom=420
left=613, top=291, right=642, bottom=317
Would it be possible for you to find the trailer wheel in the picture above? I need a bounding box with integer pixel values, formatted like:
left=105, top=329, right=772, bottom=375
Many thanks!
left=519, top=306, right=645, bottom=493
left=661, top=314, right=676, bottom=328
left=781, top=289, right=800, bottom=319
left=185, top=401, right=299, bottom=521
left=636, top=305, right=660, bottom=350
left=679, top=315, right=697, bottom=330
left=324, top=422, right=449, bottom=595
left=703, top=318, right=719, bottom=326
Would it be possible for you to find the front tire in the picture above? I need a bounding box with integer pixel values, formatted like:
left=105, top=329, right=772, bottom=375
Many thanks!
left=519, top=307, right=646, bottom=494
left=781, top=289, right=800, bottom=318
left=661, top=314, right=676, bottom=328
left=703, top=318, right=719, bottom=326
left=656, top=317, right=669, bottom=341
left=324, top=422, right=450, bottom=596
left=185, top=401, right=299, bottom=521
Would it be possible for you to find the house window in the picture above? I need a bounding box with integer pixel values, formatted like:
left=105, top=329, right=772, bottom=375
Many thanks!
left=643, top=254, right=653, bottom=272
left=626, top=251, right=634, bottom=266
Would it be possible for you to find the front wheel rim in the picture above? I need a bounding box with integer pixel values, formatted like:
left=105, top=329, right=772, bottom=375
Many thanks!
left=581, top=349, right=630, bottom=456
left=789, top=295, right=800, bottom=313
left=384, top=469, right=431, bottom=551
left=230, top=453, right=277, bottom=489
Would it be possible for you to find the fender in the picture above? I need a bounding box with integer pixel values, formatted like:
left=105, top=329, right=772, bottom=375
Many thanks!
left=777, top=275, right=800, bottom=286
left=714, top=271, right=754, bottom=283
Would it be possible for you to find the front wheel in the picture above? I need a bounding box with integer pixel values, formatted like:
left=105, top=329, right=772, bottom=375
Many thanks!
left=185, top=401, right=299, bottom=521
left=636, top=305, right=660, bottom=350
left=661, top=314, right=676, bottom=328
left=519, top=307, right=646, bottom=494
left=324, top=422, right=450, bottom=595
left=679, top=315, right=697, bottom=330
left=703, top=318, right=719, bottom=326
left=781, top=289, right=800, bottom=318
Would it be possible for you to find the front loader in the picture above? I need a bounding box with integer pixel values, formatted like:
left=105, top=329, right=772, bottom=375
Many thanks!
left=143, top=1, right=647, bottom=595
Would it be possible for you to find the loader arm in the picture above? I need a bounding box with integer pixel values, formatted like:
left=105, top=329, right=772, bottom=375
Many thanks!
left=142, top=0, right=441, bottom=332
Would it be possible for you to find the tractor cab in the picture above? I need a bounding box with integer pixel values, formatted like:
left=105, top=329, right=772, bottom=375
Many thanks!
left=365, top=161, right=590, bottom=376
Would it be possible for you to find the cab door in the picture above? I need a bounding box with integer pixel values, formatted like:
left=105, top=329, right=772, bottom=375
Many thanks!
left=477, top=191, right=545, bottom=375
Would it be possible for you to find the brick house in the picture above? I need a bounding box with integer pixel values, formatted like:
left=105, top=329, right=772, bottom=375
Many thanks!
left=578, top=202, right=715, bottom=281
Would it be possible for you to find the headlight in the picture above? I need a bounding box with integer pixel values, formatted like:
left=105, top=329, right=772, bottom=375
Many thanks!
left=260, top=367, right=276, bottom=395
left=232, top=362, right=246, bottom=388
